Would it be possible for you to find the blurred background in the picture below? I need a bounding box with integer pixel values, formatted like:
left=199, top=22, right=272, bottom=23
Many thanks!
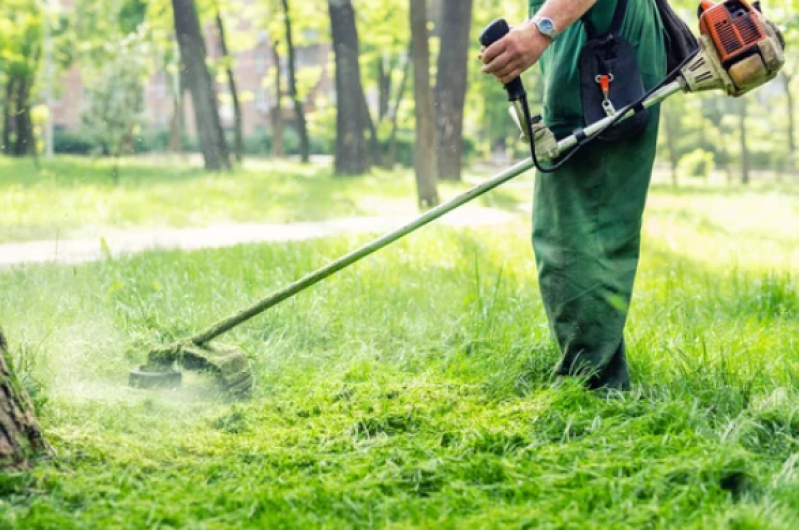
left=0, top=0, right=797, bottom=198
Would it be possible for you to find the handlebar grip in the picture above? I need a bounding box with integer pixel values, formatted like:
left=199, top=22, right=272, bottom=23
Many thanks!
left=479, top=18, right=526, bottom=101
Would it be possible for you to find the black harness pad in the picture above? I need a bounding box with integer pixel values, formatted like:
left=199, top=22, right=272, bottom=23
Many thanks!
left=578, top=0, right=649, bottom=141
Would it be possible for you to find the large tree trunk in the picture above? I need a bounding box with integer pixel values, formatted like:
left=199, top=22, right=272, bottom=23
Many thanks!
left=172, top=0, right=231, bottom=171
left=271, top=40, right=285, bottom=157
left=434, top=0, right=473, bottom=182
left=216, top=11, right=243, bottom=162
left=0, top=326, right=46, bottom=471
left=739, top=96, right=749, bottom=185
left=281, top=0, right=311, bottom=163
left=410, top=0, right=439, bottom=207
left=327, top=0, right=370, bottom=175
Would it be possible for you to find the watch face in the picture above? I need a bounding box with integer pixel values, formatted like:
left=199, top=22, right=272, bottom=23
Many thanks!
left=539, top=18, right=555, bottom=35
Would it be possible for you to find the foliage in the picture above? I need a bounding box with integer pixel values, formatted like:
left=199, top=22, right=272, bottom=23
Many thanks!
left=678, top=148, right=716, bottom=179
left=1, top=181, right=799, bottom=526
left=81, top=30, right=149, bottom=180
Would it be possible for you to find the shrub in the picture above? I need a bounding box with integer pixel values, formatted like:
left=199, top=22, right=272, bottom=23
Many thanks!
left=678, top=148, right=715, bottom=179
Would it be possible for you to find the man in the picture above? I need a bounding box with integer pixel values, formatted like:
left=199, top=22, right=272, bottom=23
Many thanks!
left=479, top=0, right=666, bottom=390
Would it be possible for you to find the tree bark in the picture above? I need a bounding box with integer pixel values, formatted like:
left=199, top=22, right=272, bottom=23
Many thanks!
left=328, top=0, right=370, bottom=175
left=281, top=0, right=311, bottom=163
left=434, top=0, right=473, bottom=182
left=271, top=41, right=285, bottom=157
left=739, top=95, right=749, bottom=185
left=172, top=0, right=231, bottom=171
left=0, top=326, right=46, bottom=471
left=410, top=0, right=439, bottom=207
left=215, top=11, right=243, bottom=162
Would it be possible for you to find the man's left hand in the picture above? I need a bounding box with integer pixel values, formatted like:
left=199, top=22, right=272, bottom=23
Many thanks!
left=479, top=21, right=550, bottom=85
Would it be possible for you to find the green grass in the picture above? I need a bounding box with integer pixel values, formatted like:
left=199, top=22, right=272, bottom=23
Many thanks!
left=1, top=169, right=799, bottom=528
left=0, top=156, right=527, bottom=244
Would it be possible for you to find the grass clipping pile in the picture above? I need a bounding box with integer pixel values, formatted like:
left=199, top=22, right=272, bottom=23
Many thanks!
left=130, top=342, right=253, bottom=398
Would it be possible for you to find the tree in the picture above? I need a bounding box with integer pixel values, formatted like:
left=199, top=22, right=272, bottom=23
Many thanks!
left=280, top=0, right=311, bottom=163
left=386, top=49, right=411, bottom=168
left=271, top=40, right=285, bottom=157
left=328, top=0, right=370, bottom=175
left=409, top=0, right=439, bottom=207
left=435, top=0, right=473, bottom=181
left=738, top=95, right=750, bottom=184
left=0, top=0, right=43, bottom=158
left=0, top=325, right=46, bottom=471
left=172, top=0, right=231, bottom=171
left=662, top=101, right=681, bottom=186
left=215, top=10, right=243, bottom=162
left=83, top=32, right=148, bottom=182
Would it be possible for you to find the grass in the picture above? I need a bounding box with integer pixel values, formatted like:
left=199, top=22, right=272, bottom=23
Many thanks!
left=0, top=156, right=527, bottom=244
left=1, top=161, right=799, bottom=528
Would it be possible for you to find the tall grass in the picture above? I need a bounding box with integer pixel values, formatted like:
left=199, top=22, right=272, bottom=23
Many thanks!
left=0, top=184, right=798, bottom=528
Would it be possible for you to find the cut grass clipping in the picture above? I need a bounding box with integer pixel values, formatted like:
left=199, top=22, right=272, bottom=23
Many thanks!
left=1, top=187, right=799, bottom=528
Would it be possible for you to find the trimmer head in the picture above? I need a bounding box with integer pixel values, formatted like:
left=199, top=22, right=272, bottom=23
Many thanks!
left=130, top=342, right=253, bottom=397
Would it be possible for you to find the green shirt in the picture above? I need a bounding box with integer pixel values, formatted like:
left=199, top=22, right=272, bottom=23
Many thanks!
left=529, top=0, right=666, bottom=136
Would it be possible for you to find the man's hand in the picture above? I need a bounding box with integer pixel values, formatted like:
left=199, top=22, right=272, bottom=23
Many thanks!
left=479, top=21, right=551, bottom=85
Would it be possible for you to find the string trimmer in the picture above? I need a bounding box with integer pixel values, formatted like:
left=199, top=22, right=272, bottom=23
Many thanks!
left=129, top=0, right=784, bottom=396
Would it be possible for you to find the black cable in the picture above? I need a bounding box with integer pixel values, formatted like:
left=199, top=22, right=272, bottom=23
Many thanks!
left=524, top=47, right=700, bottom=173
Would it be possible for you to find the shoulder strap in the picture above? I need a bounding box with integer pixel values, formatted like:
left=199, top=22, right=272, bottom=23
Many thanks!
left=581, top=0, right=629, bottom=39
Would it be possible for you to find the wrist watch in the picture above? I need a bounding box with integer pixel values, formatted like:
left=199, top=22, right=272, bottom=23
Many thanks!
left=530, top=15, right=559, bottom=41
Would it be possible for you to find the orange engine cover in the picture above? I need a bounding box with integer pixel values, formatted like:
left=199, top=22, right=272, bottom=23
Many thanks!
left=699, top=0, right=767, bottom=64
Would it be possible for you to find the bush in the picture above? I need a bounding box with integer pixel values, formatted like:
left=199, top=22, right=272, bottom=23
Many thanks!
left=53, top=129, right=96, bottom=155
left=678, top=149, right=715, bottom=179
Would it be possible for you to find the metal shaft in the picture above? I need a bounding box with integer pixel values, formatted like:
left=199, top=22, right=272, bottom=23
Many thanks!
left=555, top=81, right=684, bottom=155
left=189, top=80, right=687, bottom=346
left=189, top=158, right=535, bottom=345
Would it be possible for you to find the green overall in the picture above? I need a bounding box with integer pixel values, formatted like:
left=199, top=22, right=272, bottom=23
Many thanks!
left=528, top=0, right=666, bottom=389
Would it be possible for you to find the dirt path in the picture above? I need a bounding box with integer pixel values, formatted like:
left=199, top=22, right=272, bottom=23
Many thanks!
left=0, top=207, right=518, bottom=268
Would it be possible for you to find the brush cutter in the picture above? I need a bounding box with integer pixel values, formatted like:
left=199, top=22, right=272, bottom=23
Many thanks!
left=129, top=0, right=785, bottom=396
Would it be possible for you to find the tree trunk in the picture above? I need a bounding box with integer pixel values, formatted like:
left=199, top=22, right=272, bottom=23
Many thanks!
left=386, top=50, right=411, bottom=169
left=169, top=93, right=183, bottom=153
left=271, top=41, right=285, bottom=157
left=663, top=103, right=680, bottom=187
left=327, top=0, right=370, bottom=175
left=281, top=0, right=311, bottom=163
left=2, top=78, right=15, bottom=155
left=377, top=55, right=394, bottom=122
left=362, top=93, right=381, bottom=167
left=13, top=74, right=38, bottom=160
left=739, top=95, right=749, bottom=185
left=0, top=326, right=47, bottom=471
left=410, top=0, right=439, bottom=207
left=782, top=72, right=795, bottom=176
left=215, top=11, right=243, bottom=162
left=172, top=0, right=231, bottom=171
left=434, top=0, right=473, bottom=182
left=169, top=53, right=186, bottom=154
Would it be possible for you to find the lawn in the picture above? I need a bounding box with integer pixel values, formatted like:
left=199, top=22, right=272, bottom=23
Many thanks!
left=0, top=156, right=527, bottom=244
left=1, top=162, right=799, bottom=528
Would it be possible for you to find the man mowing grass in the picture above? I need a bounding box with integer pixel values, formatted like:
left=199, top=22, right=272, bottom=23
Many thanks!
left=479, top=0, right=665, bottom=390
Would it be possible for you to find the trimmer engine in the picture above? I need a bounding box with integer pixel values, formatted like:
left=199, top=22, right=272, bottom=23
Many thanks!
left=680, top=0, right=785, bottom=96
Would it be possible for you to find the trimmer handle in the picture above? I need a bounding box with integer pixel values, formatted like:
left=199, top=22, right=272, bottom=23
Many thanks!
left=479, top=18, right=527, bottom=102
